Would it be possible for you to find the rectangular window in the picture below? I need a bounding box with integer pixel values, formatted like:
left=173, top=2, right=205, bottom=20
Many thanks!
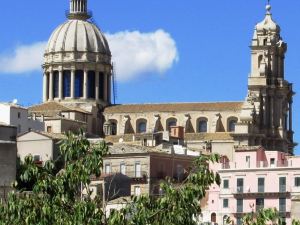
left=135, top=162, right=141, bottom=178
left=279, top=198, right=286, bottom=212
left=120, top=162, right=126, bottom=175
left=105, top=163, right=111, bottom=174
left=258, top=178, right=265, bottom=193
left=47, top=126, right=52, bottom=133
left=256, top=198, right=264, bottom=211
left=237, top=178, right=244, bottom=193
left=75, top=70, right=84, bottom=98
left=33, top=155, right=41, bottom=162
left=279, top=177, right=286, bottom=192
left=99, top=72, right=104, bottom=100
left=237, top=199, right=243, bottom=213
left=63, top=70, right=71, bottom=97
left=237, top=217, right=243, bottom=225
left=18, top=112, right=21, bottom=119
left=88, top=71, right=95, bottom=99
left=53, top=71, right=59, bottom=98
left=270, top=158, right=275, bottom=166
left=223, top=199, right=229, bottom=208
left=295, top=177, right=300, bottom=187
left=223, top=179, right=229, bottom=189
left=134, top=186, right=141, bottom=196
left=246, top=156, right=250, bottom=168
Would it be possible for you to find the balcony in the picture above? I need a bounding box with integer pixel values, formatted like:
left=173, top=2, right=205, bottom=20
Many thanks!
left=127, top=171, right=148, bottom=184
left=98, top=171, right=148, bottom=184
left=220, top=160, right=290, bottom=170
left=233, top=190, right=291, bottom=198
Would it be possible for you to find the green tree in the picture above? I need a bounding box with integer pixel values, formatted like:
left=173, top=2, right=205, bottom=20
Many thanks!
left=0, top=131, right=108, bottom=225
left=0, top=131, right=221, bottom=225
left=242, top=208, right=300, bottom=225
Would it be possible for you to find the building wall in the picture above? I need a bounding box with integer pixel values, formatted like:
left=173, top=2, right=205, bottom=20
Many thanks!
left=204, top=150, right=300, bottom=225
left=103, top=155, right=151, bottom=195
left=0, top=104, right=10, bottom=125
left=0, top=103, right=44, bottom=134
left=0, top=126, right=17, bottom=187
left=44, top=119, right=86, bottom=134
left=17, top=132, right=54, bottom=162
left=0, top=143, right=16, bottom=186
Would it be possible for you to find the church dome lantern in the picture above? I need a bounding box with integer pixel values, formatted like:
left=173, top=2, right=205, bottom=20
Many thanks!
left=43, top=0, right=112, bottom=106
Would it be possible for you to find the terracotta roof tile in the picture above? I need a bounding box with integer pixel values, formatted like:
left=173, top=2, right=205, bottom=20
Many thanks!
left=185, top=133, right=234, bottom=141
left=104, top=102, right=243, bottom=114
left=28, top=102, right=90, bottom=117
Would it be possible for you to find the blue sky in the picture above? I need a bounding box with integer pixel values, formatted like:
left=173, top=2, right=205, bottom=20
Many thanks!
left=0, top=0, right=300, bottom=153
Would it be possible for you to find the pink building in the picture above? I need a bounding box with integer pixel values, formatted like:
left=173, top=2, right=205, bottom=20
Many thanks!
left=202, top=147, right=300, bottom=225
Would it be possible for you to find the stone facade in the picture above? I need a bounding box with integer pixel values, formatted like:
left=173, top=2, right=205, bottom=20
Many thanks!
left=0, top=124, right=17, bottom=188
left=90, top=144, right=196, bottom=199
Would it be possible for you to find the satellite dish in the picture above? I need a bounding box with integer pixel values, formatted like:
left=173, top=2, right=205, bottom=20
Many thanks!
left=12, top=99, right=18, bottom=104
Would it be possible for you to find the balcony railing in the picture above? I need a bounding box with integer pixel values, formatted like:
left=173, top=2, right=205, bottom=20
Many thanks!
left=221, top=160, right=290, bottom=170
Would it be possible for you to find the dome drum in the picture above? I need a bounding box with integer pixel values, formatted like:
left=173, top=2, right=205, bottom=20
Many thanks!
left=43, top=67, right=111, bottom=105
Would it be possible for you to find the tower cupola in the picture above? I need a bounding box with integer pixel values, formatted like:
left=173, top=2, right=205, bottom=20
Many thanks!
left=68, top=0, right=91, bottom=20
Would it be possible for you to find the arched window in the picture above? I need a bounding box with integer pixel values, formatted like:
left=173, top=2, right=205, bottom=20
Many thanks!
left=137, top=119, right=147, bottom=133
left=228, top=117, right=238, bottom=132
left=110, top=120, right=117, bottom=135
left=75, top=70, right=84, bottom=98
left=211, top=213, right=216, bottom=223
left=197, top=118, right=208, bottom=133
left=166, top=118, right=177, bottom=131
left=63, top=70, right=71, bottom=97
left=223, top=215, right=229, bottom=225
left=53, top=71, right=59, bottom=98
left=258, top=55, right=263, bottom=68
left=88, top=71, right=95, bottom=99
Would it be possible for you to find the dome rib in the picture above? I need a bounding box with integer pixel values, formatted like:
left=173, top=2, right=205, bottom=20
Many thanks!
left=45, top=19, right=110, bottom=56
left=62, top=21, right=73, bottom=52
left=48, top=22, right=68, bottom=53
left=83, top=22, right=90, bottom=51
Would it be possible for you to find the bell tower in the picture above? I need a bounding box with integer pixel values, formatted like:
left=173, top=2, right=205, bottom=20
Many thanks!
left=240, top=4, right=295, bottom=153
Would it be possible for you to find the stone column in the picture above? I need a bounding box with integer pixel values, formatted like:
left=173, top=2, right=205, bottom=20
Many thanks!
left=104, top=72, right=108, bottom=102
left=49, top=71, right=54, bottom=101
left=83, top=69, right=88, bottom=99
left=108, top=73, right=111, bottom=104
left=270, top=96, right=274, bottom=129
left=71, top=69, right=75, bottom=99
left=59, top=69, right=63, bottom=100
left=43, top=72, right=48, bottom=102
left=262, top=95, right=267, bottom=128
left=289, top=101, right=293, bottom=131
left=95, top=71, right=99, bottom=101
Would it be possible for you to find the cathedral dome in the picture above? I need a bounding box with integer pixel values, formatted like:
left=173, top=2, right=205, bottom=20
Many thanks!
left=45, top=20, right=110, bottom=55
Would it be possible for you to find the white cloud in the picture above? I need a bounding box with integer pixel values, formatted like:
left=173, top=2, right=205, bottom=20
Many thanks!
left=0, top=42, right=47, bottom=74
left=106, top=29, right=179, bottom=81
left=0, top=29, right=178, bottom=81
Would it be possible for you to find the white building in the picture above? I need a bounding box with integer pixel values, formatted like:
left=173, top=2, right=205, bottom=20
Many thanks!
left=0, top=102, right=44, bottom=134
